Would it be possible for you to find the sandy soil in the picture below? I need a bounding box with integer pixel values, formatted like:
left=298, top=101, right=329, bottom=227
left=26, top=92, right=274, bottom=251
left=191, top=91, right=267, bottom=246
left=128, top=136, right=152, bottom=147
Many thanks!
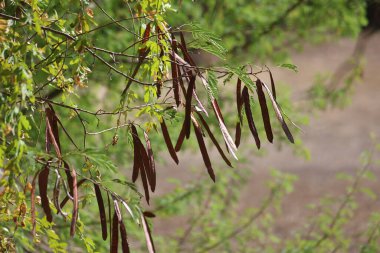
left=150, top=33, right=380, bottom=249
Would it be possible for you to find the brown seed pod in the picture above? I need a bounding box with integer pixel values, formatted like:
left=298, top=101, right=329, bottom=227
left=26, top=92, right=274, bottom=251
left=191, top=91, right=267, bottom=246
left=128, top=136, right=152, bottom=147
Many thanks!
left=236, top=78, right=243, bottom=123
left=31, top=171, right=39, bottom=236
left=260, top=81, right=294, bottom=143
left=131, top=125, right=141, bottom=182
left=183, top=75, right=196, bottom=139
left=192, top=118, right=216, bottom=182
left=160, top=119, right=179, bottom=164
left=256, top=79, right=273, bottom=143
left=119, top=220, right=130, bottom=253
left=94, top=183, right=107, bottom=240
left=111, top=211, right=119, bottom=253
left=268, top=68, right=277, bottom=100
left=45, top=107, right=61, bottom=158
left=140, top=160, right=150, bottom=204
left=171, top=37, right=181, bottom=107
left=235, top=122, right=242, bottom=148
left=175, top=126, right=186, bottom=152
left=70, top=166, right=78, bottom=237
left=142, top=212, right=156, bottom=253
left=38, top=164, right=52, bottom=222
left=195, top=112, right=232, bottom=168
left=144, top=132, right=156, bottom=192
left=242, top=86, right=261, bottom=149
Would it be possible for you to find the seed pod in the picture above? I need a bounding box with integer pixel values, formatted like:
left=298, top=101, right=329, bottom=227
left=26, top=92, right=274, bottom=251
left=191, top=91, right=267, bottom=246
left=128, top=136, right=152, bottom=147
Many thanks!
left=256, top=79, right=273, bottom=143
left=53, top=170, right=61, bottom=215
left=178, top=32, right=196, bottom=66
left=235, top=122, right=241, bottom=148
left=111, top=211, right=119, bottom=253
left=63, top=162, right=73, bottom=197
left=140, top=160, right=150, bottom=204
left=143, top=211, right=156, bottom=218
left=211, top=99, right=238, bottom=159
left=94, top=183, right=107, bottom=240
left=196, top=112, right=232, bottom=168
left=38, top=164, right=52, bottom=222
left=268, top=68, right=277, bottom=100
left=31, top=172, right=39, bottom=236
left=175, top=126, right=186, bottom=152
left=236, top=78, right=243, bottom=123
left=184, top=75, right=196, bottom=139
left=242, top=87, right=260, bottom=149
left=131, top=125, right=141, bottom=182
left=144, top=132, right=156, bottom=192
left=70, top=166, right=78, bottom=237
left=160, top=119, right=179, bottom=164
left=260, top=81, right=294, bottom=143
left=45, top=107, right=61, bottom=158
left=192, top=118, right=216, bottom=182
left=171, top=37, right=181, bottom=107
left=119, top=220, right=130, bottom=253
left=142, top=212, right=156, bottom=253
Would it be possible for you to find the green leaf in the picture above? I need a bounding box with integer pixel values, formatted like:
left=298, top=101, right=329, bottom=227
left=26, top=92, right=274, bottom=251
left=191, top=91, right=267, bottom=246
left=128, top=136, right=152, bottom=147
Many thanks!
left=206, top=71, right=218, bottom=101
left=68, top=149, right=118, bottom=172
left=111, top=179, right=143, bottom=197
left=186, top=23, right=227, bottom=59
left=279, top=63, right=298, bottom=73
left=224, top=65, right=256, bottom=92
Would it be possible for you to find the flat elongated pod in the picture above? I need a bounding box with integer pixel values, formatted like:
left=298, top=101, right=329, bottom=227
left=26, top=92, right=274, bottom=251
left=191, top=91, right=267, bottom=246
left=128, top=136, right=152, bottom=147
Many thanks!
left=256, top=79, right=273, bottom=143
left=140, top=22, right=151, bottom=53
left=70, top=166, right=78, bottom=237
left=140, top=160, right=150, bottom=204
left=192, top=119, right=216, bottom=182
left=268, top=68, right=277, bottom=100
left=196, top=112, right=232, bottom=168
left=235, top=122, right=241, bottom=148
left=52, top=170, right=62, bottom=215
left=170, top=37, right=181, bottom=107
left=178, top=32, right=196, bottom=66
left=131, top=125, right=141, bottom=182
left=63, top=162, right=73, bottom=197
left=136, top=137, right=153, bottom=194
left=45, top=107, right=61, bottom=157
left=160, top=119, right=179, bottom=164
left=142, top=213, right=156, bottom=253
left=236, top=78, right=243, bottom=123
left=38, top=164, right=52, bottom=222
left=175, top=126, right=186, bottom=152
left=242, top=87, right=261, bottom=149
left=144, top=132, right=156, bottom=192
left=31, top=172, right=39, bottom=236
left=143, top=211, right=156, bottom=218
left=261, top=81, right=294, bottom=143
left=211, top=99, right=238, bottom=159
left=94, top=183, right=107, bottom=240
left=184, top=75, right=196, bottom=139
left=111, top=211, right=119, bottom=253
left=119, top=220, right=130, bottom=253
left=46, top=103, right=78, bottom=150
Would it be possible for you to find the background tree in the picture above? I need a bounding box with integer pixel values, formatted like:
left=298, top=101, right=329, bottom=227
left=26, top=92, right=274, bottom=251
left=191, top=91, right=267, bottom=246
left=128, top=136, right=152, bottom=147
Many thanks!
left=168, top=0, right=367, bottom=63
